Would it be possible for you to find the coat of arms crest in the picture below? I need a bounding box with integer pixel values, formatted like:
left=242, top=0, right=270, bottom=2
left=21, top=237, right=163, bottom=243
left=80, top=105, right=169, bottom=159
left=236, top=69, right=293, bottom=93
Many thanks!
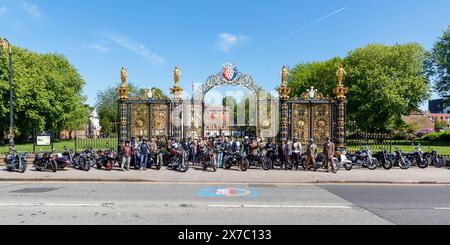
left=222, top=63, right=238, bottom=82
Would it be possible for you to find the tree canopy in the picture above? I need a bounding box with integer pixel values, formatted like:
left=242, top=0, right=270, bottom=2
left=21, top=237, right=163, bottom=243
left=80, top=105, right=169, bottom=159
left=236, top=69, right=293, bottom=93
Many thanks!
left=0, top=41, right=88, bottom=143
left=428, top=25, right=450, bottom=97
left=288, top=43, right=431, bottom=131
left=95, top=84, right=169, bottom=135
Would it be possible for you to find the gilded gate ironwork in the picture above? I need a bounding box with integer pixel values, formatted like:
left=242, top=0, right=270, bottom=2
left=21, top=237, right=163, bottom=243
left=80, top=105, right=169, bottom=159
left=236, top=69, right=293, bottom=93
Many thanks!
left=130, top=104, right=149, bottom=138
left=311, top=104, right=332, bottom=145
left=287, top=87, right=334, bottom=146
left=292, top=103, right=310, bottom=144
left=151, top=104, right=169, bottom=139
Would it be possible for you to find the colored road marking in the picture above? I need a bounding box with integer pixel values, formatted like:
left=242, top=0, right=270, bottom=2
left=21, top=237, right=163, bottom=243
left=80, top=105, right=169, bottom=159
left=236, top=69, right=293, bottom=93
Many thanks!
left=197, top=188, right=258, bottom=197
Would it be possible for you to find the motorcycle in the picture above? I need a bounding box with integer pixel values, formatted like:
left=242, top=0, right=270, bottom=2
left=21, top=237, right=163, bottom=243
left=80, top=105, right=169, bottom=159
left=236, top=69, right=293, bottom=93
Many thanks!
left=33, top=152, right=58, bottom=172
left=147, top=151, right=161, bottom=170
left=392, top=147, right=411, bottom=169
left=424, top=149, right=445, bottom=168
left=95, top=148, right=116, bottom=171
left=373, top=148, right=394, bottom=170
left=164, top=148, right=189, bottom=172
left=247, top=149, right=276, bottom=170
left=405, top=144, right=429, bottom=169
left=76, top=147, right=94, bottom=171
left=54, top=147, right=75, bottom=171
left=223, top=150, right=250, bottom=171
left=5, top=151, right=27, bottom=173
left=345, top=146, right=378, bottom=171
left=265, top=149, right=287, bottom=170
left=200, top=148, right=216, bottom=172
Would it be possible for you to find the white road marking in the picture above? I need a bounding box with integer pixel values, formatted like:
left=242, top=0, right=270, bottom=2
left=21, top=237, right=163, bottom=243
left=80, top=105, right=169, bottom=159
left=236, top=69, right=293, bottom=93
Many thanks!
left=208, top=204, right=354, bottom=209
left=0, top=203, right=107, bottom=207
left=434, top=207, right=450, bottom=210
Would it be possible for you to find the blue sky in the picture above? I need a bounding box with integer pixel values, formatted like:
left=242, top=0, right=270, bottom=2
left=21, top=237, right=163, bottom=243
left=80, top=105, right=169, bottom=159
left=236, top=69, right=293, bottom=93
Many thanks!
left=1, top=0, right=449, bottom=108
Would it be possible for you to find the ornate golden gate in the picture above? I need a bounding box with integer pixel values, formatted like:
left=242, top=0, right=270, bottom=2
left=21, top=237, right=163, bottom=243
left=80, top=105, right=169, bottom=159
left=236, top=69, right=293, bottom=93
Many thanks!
left=289, top=88, right=334, bottom=146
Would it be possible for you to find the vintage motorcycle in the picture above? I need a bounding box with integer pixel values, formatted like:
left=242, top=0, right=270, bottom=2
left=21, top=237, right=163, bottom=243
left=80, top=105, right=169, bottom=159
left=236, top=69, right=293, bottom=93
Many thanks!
left=163, top=148, right=189, bottom=172
left=76, top=147, right=94, bottom=171
left=223, top=150, right=250, bottom=171
left=95, top=148, right=117, bottom=171
left=33, top=152, right=58, bottom=172
left=54, top=147, right=76, bottom=171
left=345, top=146, right=378, bottom=170
left=392, top=147, right=411, bottom=169
left=246, top=149, right=275, bottom=170
left=405, top=144, right=429, bottom=169
left=424, top=149, right=445, bottom=168
left=200, top=148, right=216, bottom=172
left=5, top=151, right=27, bottom=173
left=373, top=148, right=394, bottom=170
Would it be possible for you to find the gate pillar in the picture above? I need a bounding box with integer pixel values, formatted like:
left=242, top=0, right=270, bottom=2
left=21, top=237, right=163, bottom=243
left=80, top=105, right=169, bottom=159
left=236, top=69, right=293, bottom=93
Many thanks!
left=278, top=66, right=290, bottom=141
left=117, top=67, right=129, bottom=147
left=333, top=64, right=348, bottom=151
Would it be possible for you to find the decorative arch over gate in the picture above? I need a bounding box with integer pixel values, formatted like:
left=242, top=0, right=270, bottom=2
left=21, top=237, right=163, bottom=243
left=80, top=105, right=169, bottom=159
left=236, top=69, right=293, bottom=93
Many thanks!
left=186, top=64, right=276, bottom=139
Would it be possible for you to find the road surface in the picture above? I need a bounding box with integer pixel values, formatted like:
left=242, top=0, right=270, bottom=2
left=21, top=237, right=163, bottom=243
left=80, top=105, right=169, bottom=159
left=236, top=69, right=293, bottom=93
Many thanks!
left=0, top=182, right=449, bottom=225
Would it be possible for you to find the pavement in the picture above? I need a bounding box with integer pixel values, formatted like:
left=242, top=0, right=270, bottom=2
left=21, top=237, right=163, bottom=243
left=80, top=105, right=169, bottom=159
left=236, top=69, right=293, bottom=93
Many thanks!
left=0, top=182, right=449, bottom=225
left=1, top=164, right=450, bottom=184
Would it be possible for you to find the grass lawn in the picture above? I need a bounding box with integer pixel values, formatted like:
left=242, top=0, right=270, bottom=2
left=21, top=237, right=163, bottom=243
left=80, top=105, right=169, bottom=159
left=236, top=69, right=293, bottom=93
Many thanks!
left=0, top=138, right=118, bottom=154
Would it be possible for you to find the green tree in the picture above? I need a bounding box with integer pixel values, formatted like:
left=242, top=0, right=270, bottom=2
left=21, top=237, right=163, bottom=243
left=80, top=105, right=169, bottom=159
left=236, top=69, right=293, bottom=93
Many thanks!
left=345, top=43, right=430, bottom=130
left=429, top=25, right=450, bottom=97
left=95, top=84, right=168, bottom=134
left=288, top=43, right=431, bottom=131
left=0, top=41, right=87, bottom=143
left=288, top=57, right=343, bottom=98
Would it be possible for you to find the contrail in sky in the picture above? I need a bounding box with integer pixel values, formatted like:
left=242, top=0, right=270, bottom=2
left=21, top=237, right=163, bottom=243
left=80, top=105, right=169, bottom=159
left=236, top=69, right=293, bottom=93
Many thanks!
left=264, top=7, right=348, bottom=49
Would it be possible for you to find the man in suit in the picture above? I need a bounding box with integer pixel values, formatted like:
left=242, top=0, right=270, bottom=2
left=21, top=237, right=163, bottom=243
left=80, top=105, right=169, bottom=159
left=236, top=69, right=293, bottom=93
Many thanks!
left=305, top=138, right=317, bottom=171
left=323, top=137, right=336, bottom=173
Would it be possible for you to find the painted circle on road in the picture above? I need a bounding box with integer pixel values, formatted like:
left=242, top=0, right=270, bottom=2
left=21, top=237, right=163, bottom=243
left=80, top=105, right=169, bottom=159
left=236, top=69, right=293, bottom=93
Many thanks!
left=197, top=188, right=253, bottom=197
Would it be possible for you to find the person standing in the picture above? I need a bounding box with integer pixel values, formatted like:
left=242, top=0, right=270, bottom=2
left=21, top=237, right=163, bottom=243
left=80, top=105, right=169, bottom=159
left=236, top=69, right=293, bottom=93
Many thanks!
left=190, top=140, right=198, bottom=166
left=292, top=138, right=302, bottom=170
left=281, top=139, right=289, bottom=170
left=305, top=139, right=317, bottom=171
left=139, top=139, right=150, bottom=171
left=323, top=137, right=336, bottom=173
left=149, top=138, right=158, bottom=168
left=121, top=141, right=132, bottom=171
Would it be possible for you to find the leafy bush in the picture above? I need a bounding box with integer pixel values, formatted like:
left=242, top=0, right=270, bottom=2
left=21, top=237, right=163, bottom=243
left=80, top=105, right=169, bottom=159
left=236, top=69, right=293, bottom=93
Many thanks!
left=422, top=130, right=450, bottom=142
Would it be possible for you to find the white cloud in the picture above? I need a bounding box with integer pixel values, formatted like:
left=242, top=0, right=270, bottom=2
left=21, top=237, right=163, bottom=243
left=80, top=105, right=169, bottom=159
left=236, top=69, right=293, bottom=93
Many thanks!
left=19, top=0, right=42, bottom=18
left=103, top=32, right=165, bottom=64
left=217, top=33, right=248, bottom=53
left=90, top=43, right=109, bottom=53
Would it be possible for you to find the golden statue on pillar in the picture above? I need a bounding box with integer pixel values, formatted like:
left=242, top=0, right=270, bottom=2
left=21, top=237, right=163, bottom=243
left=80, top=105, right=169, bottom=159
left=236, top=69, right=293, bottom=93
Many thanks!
left=171, top=66, right=183, bottom=96
left=120, top=67, right=127, bottom=88
left=118, top=67, right=128, bottom=100
left=334, top=64, right=348, bottom=101
left=278, top=65, right=290, bottom=100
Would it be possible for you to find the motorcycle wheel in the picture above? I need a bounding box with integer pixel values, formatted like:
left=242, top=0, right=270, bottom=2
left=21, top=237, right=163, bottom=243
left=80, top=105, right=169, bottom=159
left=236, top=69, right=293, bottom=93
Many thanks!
left=285, top=160, right=293, bottom=171
left=301, top=159, right=306, bottom=170
left=399, top=158, right=411, bottom=169
left=240, top=159, right=250, bottom=172
left=344, top=162, right=353, bottom=171
left=105, top=161, right=113, bottom=171
left=418, top=158, right=429, bottom=169
left=383, top=159, right=393, bottom=170
left=6, top=166, right=12, bottom=172
left=262, top=159, right=272, bottom=171
left=19, top=160, right=27, bottom=173
left=367, top=158, right=378, bottom=170
left=211, top=161, right=217, bottom=172
left=155, top=162, right=161, bottom=170
left=51, top=161, right=58, bottom=172
left=178, top=161, right=189, bottom=173
left=83, top=158, right=90, bottom=171
left=224, top=159, right=232, bottom=169
left=433, top=158, right=445, bottom=168
left=202, top=162, right=208, bottom=171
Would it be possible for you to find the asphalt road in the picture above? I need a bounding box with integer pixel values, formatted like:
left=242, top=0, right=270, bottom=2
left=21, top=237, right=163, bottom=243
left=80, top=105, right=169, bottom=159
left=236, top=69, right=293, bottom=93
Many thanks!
left=0, top=182, right=449, bottom=225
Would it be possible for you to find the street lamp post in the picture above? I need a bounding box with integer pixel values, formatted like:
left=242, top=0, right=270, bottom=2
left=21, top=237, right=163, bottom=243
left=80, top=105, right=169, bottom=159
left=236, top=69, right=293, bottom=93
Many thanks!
left=1, top=38, right=14, bottom=150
